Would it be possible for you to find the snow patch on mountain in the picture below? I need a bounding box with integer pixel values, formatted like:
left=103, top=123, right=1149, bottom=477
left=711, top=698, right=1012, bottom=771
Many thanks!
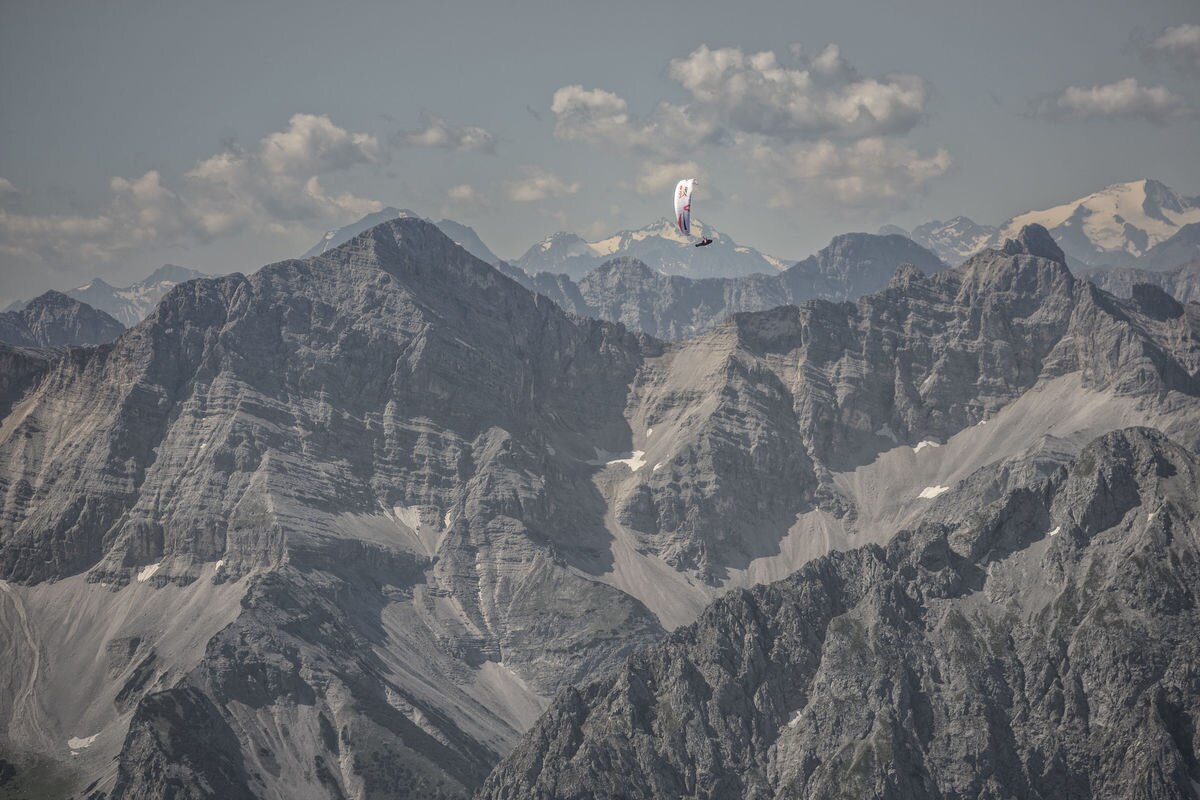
left=589, top=448, right=647, bottom=472
left=68, top=733, right=100, bottom=751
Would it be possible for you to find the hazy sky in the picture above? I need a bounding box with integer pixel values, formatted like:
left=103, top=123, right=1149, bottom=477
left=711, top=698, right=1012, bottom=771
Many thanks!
left=1, top=0, right=1198, bottom=304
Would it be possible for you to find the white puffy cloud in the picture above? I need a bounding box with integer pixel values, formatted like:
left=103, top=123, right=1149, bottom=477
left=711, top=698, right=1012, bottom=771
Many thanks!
left=0, top=114, right=384, bottom=272
left=447, top=184, right=480, bottom=203
left=551, top=43, right=927, bottom=153
left=549, top=43, right=946, bottom=210
left=0, top=177, right=18, bottom=197
left=506, top=167, right=580, bottom=202
left=747, top=137, right=952, bottom=209
left=667, top=44, right=927, bottom=141
left=634, top=161, right=701, bottom=195
left=0, top=170, right=188, bottom=271
left=184, top=114, right=382, bottom=240
left=257, top=112, right=381, bottom=175
left=552, top=86, right=634, bottom=145
left=1032, top=78, right=1194, bottom=124
left=441, top=183, right=490, bottom=218
left=550, top=85, right=721, bottom=155
left=1141, top=23, right=1200, bottom=75
left=398, top=113, right=496, bottom=153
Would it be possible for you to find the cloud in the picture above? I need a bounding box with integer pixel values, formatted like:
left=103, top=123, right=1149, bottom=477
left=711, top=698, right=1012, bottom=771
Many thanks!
left=1139, top=23, right=1200, bottom=75
left=257, top=112, right=381, bottom=174
left=0, top=177, right=18, bottom=197
left=747, top=137, right=952, bottom=209
left=0, top=113, right=384, bottom=272
left=506, top=167, right=580, bottom=202
left=634, top=161, right=701, bottom=195
left=447, top=184, right=480, bottom=203
left=548, top=43, right=948, bottom=209
left=397, top=113, right=496, bottom=153
left=552, top=44, right=932, bottom=148
left=667, top=44, right=928, bottom=141
left=552, top=85, right=642, bottom=147
left=550, top=85, right=721, bottom=155
left=185, top=113, right=383, bottom=239
left=1030, top=78, right=1194, bottom=125
left=441, top=183, right=490, bottom=217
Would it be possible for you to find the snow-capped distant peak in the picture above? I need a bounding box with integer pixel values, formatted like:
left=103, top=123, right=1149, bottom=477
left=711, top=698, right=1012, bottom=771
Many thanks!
left=906, top=217, right=999, bottom=264
left=514, top=218, right=787, bottom=280
left=999, top=179, right=1200, bottom=266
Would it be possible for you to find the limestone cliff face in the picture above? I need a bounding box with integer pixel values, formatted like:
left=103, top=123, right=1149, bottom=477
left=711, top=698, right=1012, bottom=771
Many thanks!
left=0, top=219, right=664, bottom=798
left=480, top=427, right=1200, bottom=800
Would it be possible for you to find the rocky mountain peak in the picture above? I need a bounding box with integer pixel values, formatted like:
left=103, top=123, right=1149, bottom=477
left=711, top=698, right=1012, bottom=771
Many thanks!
left=1143, top=177, right=1190, bottom=216
left=319, top=215, right=506, bottom=293
left=1129, top=282, right=1186, bottom=320
left=141, top=264, right=207, bottom=285
left=0, top=289, right=125, bottom=347
left=887, top=262, right=926, bottom=288
left=1000, top=222, right=1067, bottom=264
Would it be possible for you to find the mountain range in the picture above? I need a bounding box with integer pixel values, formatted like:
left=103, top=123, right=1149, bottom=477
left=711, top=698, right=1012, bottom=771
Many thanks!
left=482, top=425, right=1200, bottom=799
left=4, top=264, right=211, bottom=329
left=890, top=179, right=1200, bottom=270
left=1082, top=259, right=1200, bottom=306
left=0, top=290, right=124, bottom=348
left=304, top=206, right=503, bottom=266
left=513, top=219, right=791, bottom=281
left=514, top=232, right=945, bottom=340
left=1, top=216, right=1199, bottom=798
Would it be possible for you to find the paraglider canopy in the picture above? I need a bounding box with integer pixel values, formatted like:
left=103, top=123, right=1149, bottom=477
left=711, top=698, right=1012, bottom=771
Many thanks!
left=674, top=178, right=694, bottom=236
left=674, top=178, right=713, bottom=246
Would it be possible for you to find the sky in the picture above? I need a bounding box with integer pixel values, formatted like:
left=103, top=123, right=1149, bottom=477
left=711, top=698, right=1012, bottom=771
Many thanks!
left=1, top=0, right=1198, bottom=305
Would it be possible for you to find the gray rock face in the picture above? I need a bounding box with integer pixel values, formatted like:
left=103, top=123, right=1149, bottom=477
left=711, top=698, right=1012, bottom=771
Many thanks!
left=0, top=218, right=664, bottom=799
left=0, top=291, right=124, bottom=348
left=1135, top=225, right=1200, bottom=272
left=433, top=218, right=504, bottom=267
left=479, top=427, right=1200, bottom=800
left=111, top=686, right=255, bottom=800
left=520, top=233, right=946, bottom=340
left=781, top=232, right=947, bottom=301
left=0, top=344, right=54, bottom=420
left=1083, top=260, right=1200, bottom=305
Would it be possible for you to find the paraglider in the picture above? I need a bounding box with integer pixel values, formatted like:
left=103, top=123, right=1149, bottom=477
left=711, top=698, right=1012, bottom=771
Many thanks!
left=674, top=178, right=713, bottom=247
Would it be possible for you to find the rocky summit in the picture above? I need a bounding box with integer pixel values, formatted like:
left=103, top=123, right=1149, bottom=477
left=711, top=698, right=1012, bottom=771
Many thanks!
left=0, top=290, right=125, bottom=348
left=1, top=219, right=1199, bottom=799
